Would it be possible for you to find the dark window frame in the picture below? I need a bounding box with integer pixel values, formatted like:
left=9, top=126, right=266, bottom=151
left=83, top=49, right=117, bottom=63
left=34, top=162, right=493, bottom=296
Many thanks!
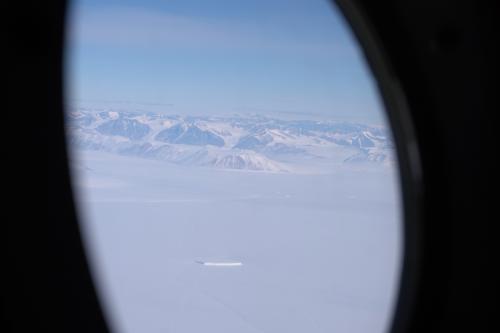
left=6, top=0, right=492, bottom=332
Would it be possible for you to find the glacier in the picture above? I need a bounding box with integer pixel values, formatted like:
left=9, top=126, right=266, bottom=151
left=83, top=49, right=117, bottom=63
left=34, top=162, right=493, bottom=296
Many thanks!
left=68, top=107, right=402, bottom=333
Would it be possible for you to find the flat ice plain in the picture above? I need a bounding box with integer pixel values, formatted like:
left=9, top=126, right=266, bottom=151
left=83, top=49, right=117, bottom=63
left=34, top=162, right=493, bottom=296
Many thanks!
left=71, top=124, right=402, bottom=333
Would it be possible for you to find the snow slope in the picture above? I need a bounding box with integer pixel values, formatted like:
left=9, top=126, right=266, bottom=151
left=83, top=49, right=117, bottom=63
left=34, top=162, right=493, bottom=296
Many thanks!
left=72, top=150, right=402, bottom=333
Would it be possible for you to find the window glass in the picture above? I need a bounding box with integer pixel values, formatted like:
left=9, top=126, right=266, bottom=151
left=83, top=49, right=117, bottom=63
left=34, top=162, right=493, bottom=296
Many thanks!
left=66, top=1, right=402, bottom=333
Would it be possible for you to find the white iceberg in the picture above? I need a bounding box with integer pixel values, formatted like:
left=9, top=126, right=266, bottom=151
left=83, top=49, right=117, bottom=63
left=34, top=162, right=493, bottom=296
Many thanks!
left=195, top=260, right=243, bottom=267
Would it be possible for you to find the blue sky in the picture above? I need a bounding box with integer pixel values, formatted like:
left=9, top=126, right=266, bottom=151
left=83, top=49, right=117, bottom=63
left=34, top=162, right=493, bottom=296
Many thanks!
left=67, top=0, right=386, bottom=124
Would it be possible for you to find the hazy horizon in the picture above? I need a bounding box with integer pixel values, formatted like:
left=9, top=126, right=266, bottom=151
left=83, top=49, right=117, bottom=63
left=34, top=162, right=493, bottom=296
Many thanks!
left=66, top=0, right=387, bottom=124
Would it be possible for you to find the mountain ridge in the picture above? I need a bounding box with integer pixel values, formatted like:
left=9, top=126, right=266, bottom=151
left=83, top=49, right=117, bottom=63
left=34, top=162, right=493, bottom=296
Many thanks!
left=67, top=108, right=395, bottom=172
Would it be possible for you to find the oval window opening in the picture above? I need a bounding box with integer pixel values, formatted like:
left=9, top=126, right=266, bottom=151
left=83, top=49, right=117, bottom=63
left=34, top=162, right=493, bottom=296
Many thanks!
left=65, top=1, right=403, bottom=333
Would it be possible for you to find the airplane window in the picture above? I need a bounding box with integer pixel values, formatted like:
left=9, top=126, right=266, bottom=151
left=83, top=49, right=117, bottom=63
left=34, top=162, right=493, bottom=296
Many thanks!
left=65, top=1, right=403, bottom=333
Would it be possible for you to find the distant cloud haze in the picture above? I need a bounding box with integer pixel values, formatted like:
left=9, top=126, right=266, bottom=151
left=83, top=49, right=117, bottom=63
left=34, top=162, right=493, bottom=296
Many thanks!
left=67, top=0, right=387, bottom=125
left=71, top=6, right=356, bottom=56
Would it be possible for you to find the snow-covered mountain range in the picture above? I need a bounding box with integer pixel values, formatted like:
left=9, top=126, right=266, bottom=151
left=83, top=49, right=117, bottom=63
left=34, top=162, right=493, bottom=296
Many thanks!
left=66, top=108, right=395, bottom=172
